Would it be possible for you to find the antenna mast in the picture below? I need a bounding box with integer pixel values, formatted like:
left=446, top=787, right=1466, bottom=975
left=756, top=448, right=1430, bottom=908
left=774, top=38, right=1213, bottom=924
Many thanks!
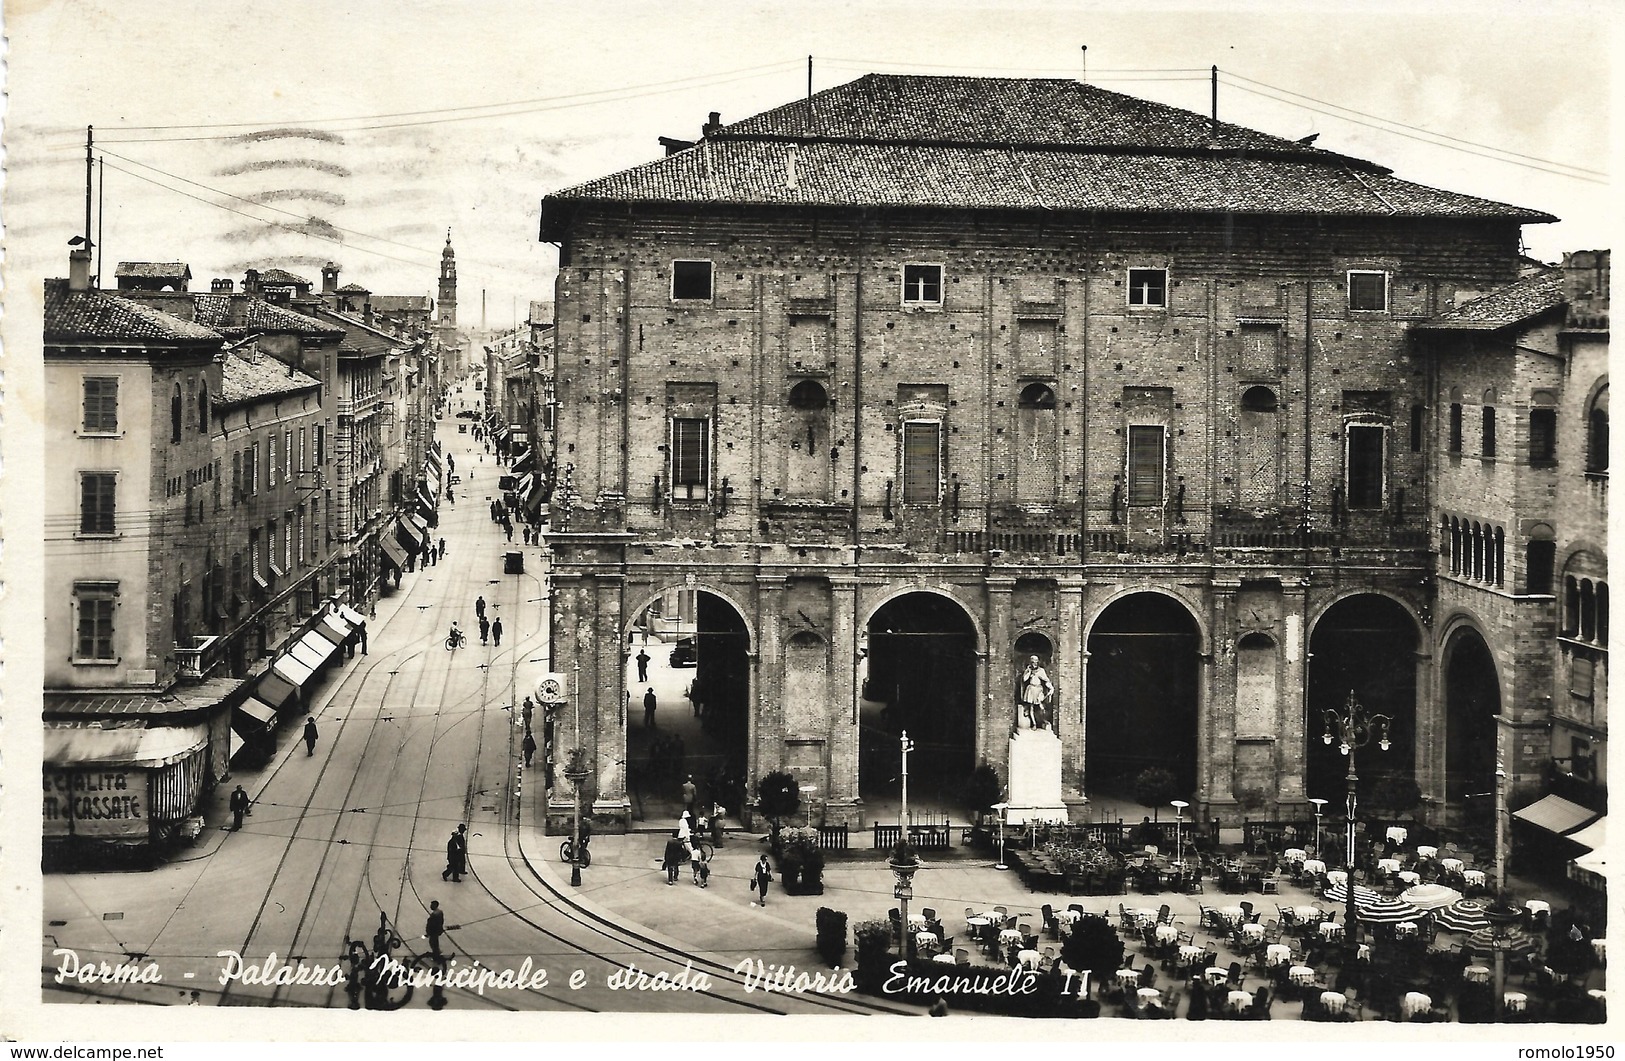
left=807, top=55, right=813, bottom=101
left=96, top=157, right=105, bottom=289
left=84, top=125, right=95, bottom=266
left=1081, top=45, right=1087, bottom=82
left=1210, top=66, right=1219, bottom=138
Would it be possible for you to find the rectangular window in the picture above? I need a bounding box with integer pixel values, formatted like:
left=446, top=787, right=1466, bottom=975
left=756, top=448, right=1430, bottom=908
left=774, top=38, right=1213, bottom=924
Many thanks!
left=1570, top=654, right=1595, bottom=699
left=671, top=260, right=714, bottom=301
left=285, top=510, right=293, bottom=571
left=74, top=581, right=118, bottom=660
left=1127, top=269, right=1167, bottom=308
left=902, top=420, right=942, bottom=503
left=1448, top=404, right=1463, bottom=454
left=250, top=529, right=260, bottom=579
left=902, top=264, right=944, bottom=306
left=670, top=417, right=709, bottom=500
left=1530, top=408, right=1557, bottom=463
left=1409, top=404, right=1425, bottom=453
left=1348, top=270, right=1389, bottom=311
left=82, top=377, right=119, bottom=433
left=250, top=443, right=260, bottom=495
left=268, top=434, right=278, bottom=487
left=1346, top=424, right=1386, bottom=508
left=316, top=424, right=327, bottom=465
left=299, top=427, right=307, bottom=473
left=79, top=472, right=116, bottom=534
left=1126, top=425, right=1166, bottom=505
left=1482, top=407, right=1497, bottom=457
left=285, top=430, right=293, bottom=482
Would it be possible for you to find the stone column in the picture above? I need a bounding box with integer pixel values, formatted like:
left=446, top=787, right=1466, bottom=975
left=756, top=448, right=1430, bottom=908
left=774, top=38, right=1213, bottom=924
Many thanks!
left=984, top=577, right=1016, bottom=779
left=1277, top=577, right=1312, bottom=809
left=827, top=575, right=862, bottom=824
left=1058, top=578, right=1088, bottom=818
left=1207, top=580, right=1240, bottom=813
left=1413, top=645, right=1443, bottom=819
left=755, top=574, right=787, bottom=783
left=591, top=573, right=629, bottom=825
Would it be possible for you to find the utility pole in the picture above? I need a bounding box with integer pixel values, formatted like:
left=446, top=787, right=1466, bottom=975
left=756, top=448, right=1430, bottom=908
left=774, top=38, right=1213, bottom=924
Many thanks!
left=84, top=126, right=95, bottom=274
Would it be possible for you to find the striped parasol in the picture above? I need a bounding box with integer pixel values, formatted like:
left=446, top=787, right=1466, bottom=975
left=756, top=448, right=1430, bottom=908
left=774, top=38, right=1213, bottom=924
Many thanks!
left=1465, top=925, right=1542, bottom=959
left=1324, top=882, right=1424, bottom=924
left=1400, top=884, right=1462, bottom=911
left=1433, top=899, right=1491, bottom=933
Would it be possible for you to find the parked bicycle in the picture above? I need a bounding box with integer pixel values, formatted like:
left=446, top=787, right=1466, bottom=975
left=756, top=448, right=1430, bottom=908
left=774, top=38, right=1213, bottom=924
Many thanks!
left=559, top=837, right=592, bottom=868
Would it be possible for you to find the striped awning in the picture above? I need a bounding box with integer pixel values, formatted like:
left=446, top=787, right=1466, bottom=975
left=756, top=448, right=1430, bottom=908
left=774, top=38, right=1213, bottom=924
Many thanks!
left=1512, top=794, right=1599, bottom=836
left=511, top=450, right=535, bottom=475
left=44, top=722, right=209, bottom=769
left=395, top=517, right=429, bottom=554
left=379, top=532, right=409, bottom=572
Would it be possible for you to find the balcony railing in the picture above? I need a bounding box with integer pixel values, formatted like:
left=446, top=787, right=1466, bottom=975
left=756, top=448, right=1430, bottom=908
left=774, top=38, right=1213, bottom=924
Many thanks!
left=174, top=635, right=224, bottom=683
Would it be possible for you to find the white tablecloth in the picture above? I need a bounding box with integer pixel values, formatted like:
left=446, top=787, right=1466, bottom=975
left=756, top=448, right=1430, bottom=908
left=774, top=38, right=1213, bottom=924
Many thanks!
left=1265, top=944, right=1292, bottom=967
left=1133, top=908, right=1159, bottom=926
left=1397, top=870, right=1421, bottom=886
left=1463, top=869, right=1487, bottom=887
left=1178, top=944, right=1205, bottom=963
left=1055, top=909, right=1081, bottom=924
left=1302, top=859, right=1326, bottom=876
left=1325, top=870, right=1348, bottom=887
left=1525, top=899, right=1551, bottom=916
left=1220, top=905, right=1245, bottom=922
left=916, top=931, right=940, bottom=952
left=1386, top=826, right=1409, bottom=845
left=1284, top=848, right=1308, bottom=862
left=1137, top=987, right=1161, bottom=1003
left=1155, top=923, right=1180, bottom=943
left=1204, top=966, right=1230, bottom=984
left=1503, top=991, right=1528, bottom=1013
left=1320, top=991, right=1347, bottom=1014
left=1463, top=965, right=1491, bottom=983
left=1378, top=858, right=1402, bottom=873
left=1402, top=991, right=1432, bottom=1019
left=1000, top=928, right=1024, bottom=944
left=1319, top=921, right=1345, bottom=941
left=1395, top=921, right=1419, bottom=939
left=932, top=952, right=957, bottom=964
left=1417, top=845, right=1438, bottom=858
left=909, top=913, right=928, bottom=925
left=1440, top=858, right=1464, bottom=873
left=1016, top=948, right=1041, bottom=969
left=1288, top=965, right=1316, bottom=986
left=1227, top=989, right=1253, bottom=1013
left=1294, top=905, right=1323, bottom=923
left=1115, top=968, right=1141, bottom=987
left=1241, top=922, right=1266, bottom=940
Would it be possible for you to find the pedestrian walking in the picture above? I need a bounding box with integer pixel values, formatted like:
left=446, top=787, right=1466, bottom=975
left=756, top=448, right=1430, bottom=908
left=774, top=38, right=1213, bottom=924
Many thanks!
left=522, top=730, right=537, bottom=767
left=690, top=840, right=706, bottom=885
left=303, top=716, right=319, bottom=756
left=438, top=537, right=447, bottom=560
left=491, top=617, right=503, bottom=646
left=710, top=802, right=725, bottom=845
left=504, top=521, right=514, bottom=543
left=448, top=456, right=455, bottom=474
left=425, top=901, right=445, bottom=958
left=635, top=648, right=650, bottom=683
left=681, top=774, right=697, bottom=818
left=521, top=696, right=535, bottom=730
left=752, top=855, right=774, bottom=907
left=479, top=616, right=490, bottom=644
left=475, top=595, right=486, bottom=621
left=643, top=688, right=657, bottom=728
left=662, top=831, right=686, bottom=885
left=359, top=624, right=368, bottom=655
left=442, top=824, right=468, bottom=882
left=230, top=785, right=250, bottom=830
left=677, top=810, right=693, bottom=844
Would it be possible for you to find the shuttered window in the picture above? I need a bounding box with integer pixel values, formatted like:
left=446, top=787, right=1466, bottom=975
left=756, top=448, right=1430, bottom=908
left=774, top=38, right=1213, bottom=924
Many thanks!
left=1127, top=425, right=1165, bottom=505
left=1482, top=406, right=1497, bottom=457
left=82, top=377, right=119, bottom=433
left=671, top=417, right=709, bottom=499
left=902, top=421, right=941, bottom=503
left=74, top=581, right=118, bottom=660
left=80, top=472, right=117, bottom=534
left=1346, top=424, right=1386, bottom=508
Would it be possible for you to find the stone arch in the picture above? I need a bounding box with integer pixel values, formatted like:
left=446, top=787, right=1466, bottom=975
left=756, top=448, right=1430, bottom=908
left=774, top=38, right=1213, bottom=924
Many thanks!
left=622, top=580, right=757, bottom=648
left=1086, top=584, right=1211, bottom=656
left=1306, top=589, right=1425, bottom=647
left=861, top=583, right=985, bottom=652
left=1440, top=621, right=1503, bottom=807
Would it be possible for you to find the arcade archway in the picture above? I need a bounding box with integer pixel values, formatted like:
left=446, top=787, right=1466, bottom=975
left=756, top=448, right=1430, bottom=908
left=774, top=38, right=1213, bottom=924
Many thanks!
left=625, top=589, right=750, bottom=822
left=1085, top=593, right=1201, bottom=799
left=1306, top=595, right=1419, bottom=806
left=1443, top=627, right=1501, bottom=812
left=859, top=592, right=978, bottom=814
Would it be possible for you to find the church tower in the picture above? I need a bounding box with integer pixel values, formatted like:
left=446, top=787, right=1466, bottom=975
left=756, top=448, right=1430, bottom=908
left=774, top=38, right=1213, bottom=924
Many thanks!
left=437, top=229, right=458, bottom=347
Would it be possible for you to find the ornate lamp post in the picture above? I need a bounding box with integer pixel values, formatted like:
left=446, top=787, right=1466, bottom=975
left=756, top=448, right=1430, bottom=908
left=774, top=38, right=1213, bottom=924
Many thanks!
left=899, top=730, right=915, bottom=833
left=888, top=840, right=921, bottom=960
left=563, top=747, right=588, bottom=887
left=1171, top=799, right=1189, bottom=885
left=992, top=802, right=1010, bottom=872
left=1321, top=690, right=1391, bottom=968
left=1483, top=900, right=1522, bottom=1022
left=1309, top=798, right=1328, bottom=859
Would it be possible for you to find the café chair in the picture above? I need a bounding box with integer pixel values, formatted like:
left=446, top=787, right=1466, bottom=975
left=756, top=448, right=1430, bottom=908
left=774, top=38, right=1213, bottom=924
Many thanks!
left=954, top=948, right=970, bottom=966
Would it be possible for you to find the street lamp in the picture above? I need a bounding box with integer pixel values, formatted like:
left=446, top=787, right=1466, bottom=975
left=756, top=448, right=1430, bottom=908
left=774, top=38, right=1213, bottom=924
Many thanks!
left=992, top=802, right=1010, bottom=872
left=1321, top=690, right=1391, bottom=969
left=563, top=747, right=588, bottom=888
left=899, top=730, right=915, bottom=834
left=888, top=840, right=922, bottom=960
left=1171, top=800, right=1189, bottom=881
left=1309, top=797, right=1328, bottom=859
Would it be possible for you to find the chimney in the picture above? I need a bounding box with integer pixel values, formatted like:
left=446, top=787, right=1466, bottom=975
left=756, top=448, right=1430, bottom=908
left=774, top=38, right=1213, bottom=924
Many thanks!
left=69, top=249, right=93, bottom=292
left=211, top=278, right=235, bottom=292
left=364, top=298, right=374, bottom=327
left=322, top=262, right=339, bottom=295
left=702, top=111, right=722, bottom=138
left=243, top=268, right=260, bottom=293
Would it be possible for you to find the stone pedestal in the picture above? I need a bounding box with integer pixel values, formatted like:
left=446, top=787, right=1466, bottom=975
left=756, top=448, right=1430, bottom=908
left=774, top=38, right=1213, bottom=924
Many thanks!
left=1006, top=730, right=1069, bottom=825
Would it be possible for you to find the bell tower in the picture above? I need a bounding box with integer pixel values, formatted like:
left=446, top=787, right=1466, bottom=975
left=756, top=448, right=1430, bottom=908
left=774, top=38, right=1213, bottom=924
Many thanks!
left=437, top=228, right=458, bottom=347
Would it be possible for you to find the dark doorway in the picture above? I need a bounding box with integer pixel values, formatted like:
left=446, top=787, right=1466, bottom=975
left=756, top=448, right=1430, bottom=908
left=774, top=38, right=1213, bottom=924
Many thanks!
left=626, top=590, right=751, bottom=822
left=1444, top=628, right=1501, bottom=810
left=1085, top=593, right=1201, bottom=797
left=859, top=592, right=978, bottom=812
left=1306, top=595, right=1419, bottom=806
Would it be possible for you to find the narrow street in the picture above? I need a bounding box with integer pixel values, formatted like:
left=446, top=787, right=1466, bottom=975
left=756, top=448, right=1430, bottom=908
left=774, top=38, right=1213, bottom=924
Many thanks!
left=40, top=413, right=889, bottom=1015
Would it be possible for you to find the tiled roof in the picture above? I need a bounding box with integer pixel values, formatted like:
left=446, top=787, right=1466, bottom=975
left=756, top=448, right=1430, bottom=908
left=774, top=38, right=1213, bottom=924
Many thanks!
left=44, top=279, right=222, bottom=344
left=313, top=307, right=406, bottom=357
left=219, top=341, right=322, bottom=404
left=542, top=74, right=1553, bottom=230
left=115, top=261, right=191, bottom=280
left=337, top=282, right=371, bottom=294
left=372, top=294, right=432, bottom=313
left=258, top=268, right=314, bottom=287
left=44, top=676, right=244, bottom=717
left=1420, top=269, right=1568, bottom=331
left=192, top=294, right=342, bottom=336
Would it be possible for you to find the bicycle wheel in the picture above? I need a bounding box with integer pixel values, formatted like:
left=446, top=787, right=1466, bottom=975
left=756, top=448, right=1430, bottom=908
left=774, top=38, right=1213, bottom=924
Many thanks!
left=445, top=636, right=456, bottom=651
left=559, top=840, right=572, bottom=862
left=579, top=847, right=592, bottom=868
left=695, top=841, right=713, bottom=862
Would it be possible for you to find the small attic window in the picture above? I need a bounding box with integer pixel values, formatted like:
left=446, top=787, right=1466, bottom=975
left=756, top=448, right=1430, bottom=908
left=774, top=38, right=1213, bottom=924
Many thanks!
left=1127, top=268, right=1167, bottom=308
left=671, top=260, right=713, bottom=301
left=902, top=264, right=943, bottom=306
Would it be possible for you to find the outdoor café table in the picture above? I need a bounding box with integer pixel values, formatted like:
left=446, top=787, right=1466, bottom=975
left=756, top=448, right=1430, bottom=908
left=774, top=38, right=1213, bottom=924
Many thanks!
left=966, top=914, right=995, bottom=939
left=1016, top=949, right=1041, bottom=970
left=1284, top=848, right=1307, bottom=863
left=1227, top=989, right=1254, bottom=1014
left=1417, top=845, right=1438, bottom=859
left=1463, top=869, right=1487, bottom=888
left=1132, top=908, right=1160, bottom=928
left=1397, top=870, right=1421, bottom=886
left=1386, top=826, right=1409, bottom=846
left=1503, top=991, right=1528, bottom=1014
left=1439, top=858, right=1464, bottom=874
left=1220, top=905, right=1246, bottom=926
left=1265, top=944, right=1292, bottom=968
left=999, top=928, right=1024, bottom=948
left=1394, top=921, right=1420, bottom=940
left=1377, top=858, right=1402, bottom=875
left=932, top=952, right=957, bottom=965
left=1288, top=965, right=1317, bottom=987
left=1178, top=944, right=1206, bottom=967
left=1137, top=987, right=1162, bottom=1005
left=1402, top=992, right=1432, bottom=1020
left=1525, top=899, right=1551, bottom=918
left=1302, top=859, right=1326, bottom=876
left=915, top=931, right=941, bottom=955
left=909, top=912, right=928, bottom=926
left=1294, top=905, right=1323, bottom=924
left=1155, top=923, right=1180, bottom=944
left=1240, top=922, right=1266, bottom=942
left=1318, top=921, right=1345, bottom=942
left=1319, top=991, right=1347, bottom=1016
left=1204, top=966, right=1230, bottom=986
left=1463, top=965, right=1491, bottom=984
left=1115, top=968, right=1143, bottom=990
left=1055, top=909, right=1082, bottom=926
left=1325, top=870, right=1349, bottom=887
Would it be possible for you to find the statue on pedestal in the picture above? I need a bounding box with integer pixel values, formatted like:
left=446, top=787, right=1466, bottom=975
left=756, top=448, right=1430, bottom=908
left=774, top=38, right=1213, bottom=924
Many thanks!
left=1016, top=655, right=1055, bottom=733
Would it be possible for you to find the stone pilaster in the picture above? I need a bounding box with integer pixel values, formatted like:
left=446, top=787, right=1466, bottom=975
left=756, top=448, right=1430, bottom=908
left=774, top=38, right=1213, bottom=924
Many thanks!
left=984, top=577, right=1016, bottom=782
left=827, top=575, right=862, bottom=823
left=1058, top=578, right=1087, bottom=817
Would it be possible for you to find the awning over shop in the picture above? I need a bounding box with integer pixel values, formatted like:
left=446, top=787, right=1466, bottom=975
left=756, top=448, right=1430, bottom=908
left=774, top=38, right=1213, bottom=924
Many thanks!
left=379, top=532, right=409, bottom=572
left=295, top=630, right=340, bottom=667
left=1511, top=794, right=1599, bottom=836
left=495, top=424, right=512, bottom=442
left=44, top=722, right=209, bottom=768
left=511, top=450, right=535, bottom=475
left=306, top=621, right=346, bottom=650
left=1567, top=816, right=1606, bottom=852
left=395, top=517, right=428, bottom=556
left=322, top=612, right=354, bottom=641
left=524, top=483, right=547, bottom=516
left=515, top=473, right=533, bottom=497
left=232, top=697, right=277, bottom=747
left=271, top=653, right=315, bottom=688
left=417, top=486, right=437, bottom=515
left=254, top=671, right=300, bottom=715
left=427, top=448, right=443, bottom=473
left=336, top=604, right=367, bottom=628
left=1570, top=848, right=1607, bottom=889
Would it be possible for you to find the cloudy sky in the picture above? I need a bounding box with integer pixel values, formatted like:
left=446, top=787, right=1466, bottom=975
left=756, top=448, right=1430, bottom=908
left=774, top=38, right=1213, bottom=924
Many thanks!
left=3, top=0, right=1615, bottom=331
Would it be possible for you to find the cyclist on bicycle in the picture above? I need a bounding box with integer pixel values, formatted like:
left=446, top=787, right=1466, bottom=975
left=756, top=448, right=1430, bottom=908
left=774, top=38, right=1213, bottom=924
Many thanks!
left=448, top=620, right=464, bottom=649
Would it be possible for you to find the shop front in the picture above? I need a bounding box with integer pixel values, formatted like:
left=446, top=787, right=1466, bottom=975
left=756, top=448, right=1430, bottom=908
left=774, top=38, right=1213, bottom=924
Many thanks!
left=44, top=722, right=210, bottom=864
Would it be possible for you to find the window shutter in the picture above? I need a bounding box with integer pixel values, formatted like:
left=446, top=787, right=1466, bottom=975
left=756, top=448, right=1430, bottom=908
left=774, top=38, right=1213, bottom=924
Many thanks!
left=1347, top=425, right=1385, bottom=508
left=1127, top=425, right=1164, bottom=505
left=902, top=421, right=940, bottom=503
left=672, top=418, right=707, bottom=486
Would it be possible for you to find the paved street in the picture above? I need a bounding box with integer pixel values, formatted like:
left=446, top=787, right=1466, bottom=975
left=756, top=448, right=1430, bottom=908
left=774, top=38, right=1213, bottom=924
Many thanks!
left=40, top=414, right=901, bottom=1015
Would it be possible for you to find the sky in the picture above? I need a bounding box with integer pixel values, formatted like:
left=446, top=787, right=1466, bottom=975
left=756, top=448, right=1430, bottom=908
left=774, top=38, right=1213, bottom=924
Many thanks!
left=2, top=0, right=1617, bottom=334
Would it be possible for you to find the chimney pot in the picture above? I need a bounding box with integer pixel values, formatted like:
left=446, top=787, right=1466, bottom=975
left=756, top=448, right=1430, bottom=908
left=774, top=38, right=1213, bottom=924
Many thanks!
left=68, top=249, right=93, bottom=292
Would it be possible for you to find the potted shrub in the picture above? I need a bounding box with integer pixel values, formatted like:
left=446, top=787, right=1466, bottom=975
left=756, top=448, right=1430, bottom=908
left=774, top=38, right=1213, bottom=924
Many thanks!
left=755, top=770, right=801, bottom=856
left=815, top=907, right=849, bottom=967
left=1059, top=914, right=1123, bottom=998
left=852, top=919, right=894, bottom=993
left=780, top=825, right=825, bottom=894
